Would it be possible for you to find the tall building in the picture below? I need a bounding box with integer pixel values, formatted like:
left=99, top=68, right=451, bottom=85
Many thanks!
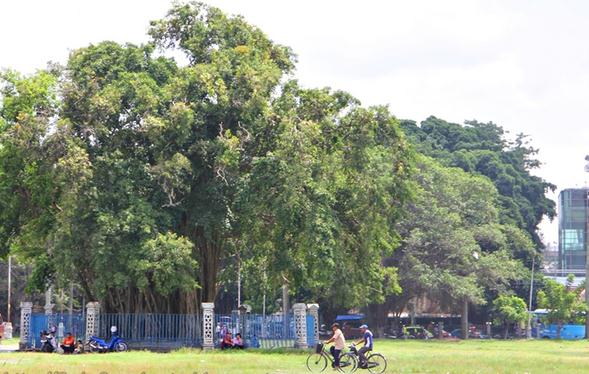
left=558, top=188, right=589, bottom=275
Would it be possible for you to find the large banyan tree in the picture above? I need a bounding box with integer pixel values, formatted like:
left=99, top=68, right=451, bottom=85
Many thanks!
left=0, top=2, right=412, bottom=313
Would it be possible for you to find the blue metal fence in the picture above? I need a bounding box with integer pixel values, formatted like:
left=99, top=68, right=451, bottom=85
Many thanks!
left=306, top=314, right=316, bottom=347
left=215, top=313, right=299, bottom=349
left=99, top=313, right=202, bottom=349
left=27, top=313, right=85, bottom=348
left=28, top=314, right=48, bottom=348
left=25, top=310, right=315, bottom=350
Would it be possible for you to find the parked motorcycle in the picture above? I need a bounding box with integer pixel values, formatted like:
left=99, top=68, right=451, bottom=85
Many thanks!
left=86, top=326, right=128, bottom=353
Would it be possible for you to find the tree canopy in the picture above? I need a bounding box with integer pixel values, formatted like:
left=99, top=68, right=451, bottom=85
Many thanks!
left=492, top=295, right=528, bottom=338
left=537, top=276, right=586, bottom=339
left=0, top=2, right=412, bottom=313
left=384, top=155, right=529, bottom=332
left=0, top=2, right=557, bottom=324
left=401, top=117, right=556, bottom=250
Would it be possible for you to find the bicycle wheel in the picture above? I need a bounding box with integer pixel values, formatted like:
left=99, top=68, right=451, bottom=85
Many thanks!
left=367, top=353, right=387, bottom=374
left=306, top=352, right=328, bottom=372
left=338, top=353, right=358, bottom=373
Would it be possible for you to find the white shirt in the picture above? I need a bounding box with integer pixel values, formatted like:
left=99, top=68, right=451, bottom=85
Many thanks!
left=333, top=328, right=346, bottom=350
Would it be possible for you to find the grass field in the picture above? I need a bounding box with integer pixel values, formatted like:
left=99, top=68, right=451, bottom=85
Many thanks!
left=0, top=337, right=19, bottom=346
left=1, top=339, right=589, bottom=374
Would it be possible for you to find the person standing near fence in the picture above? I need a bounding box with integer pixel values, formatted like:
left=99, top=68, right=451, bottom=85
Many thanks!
left=323, top=323, right=345, bottom=369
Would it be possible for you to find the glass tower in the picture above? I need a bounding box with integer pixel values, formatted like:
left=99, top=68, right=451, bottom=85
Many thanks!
left=558, top=188, right=589, bottom=273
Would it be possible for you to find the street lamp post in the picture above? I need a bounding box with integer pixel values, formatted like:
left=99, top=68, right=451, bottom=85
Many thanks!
left=7, top=256, right=11, bottom=323
left=584, top=156, right=589, bottom=338
left=237, top=256, right=241, bottom=309
left=527, top=256, right=535, bottom=339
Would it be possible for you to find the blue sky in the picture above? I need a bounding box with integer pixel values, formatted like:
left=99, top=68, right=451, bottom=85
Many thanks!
left=2, top=0, right=589, bottom=244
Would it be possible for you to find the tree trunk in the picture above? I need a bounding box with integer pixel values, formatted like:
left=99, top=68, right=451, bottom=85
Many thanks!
left=78, top=269, right=95, bottom=302
left=556, top=322, right=562, bottom=339
left=366, top=303, right=388, bottom=338
left=461, top=299, right=469, bottom=340
left=504, top=322, right=509, bottom=339
left=193, top=226, right=222, bottom=303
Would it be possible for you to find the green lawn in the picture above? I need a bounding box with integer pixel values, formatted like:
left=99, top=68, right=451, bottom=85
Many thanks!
left=0, top=339, right=588, bottom=373
left=0, top=337, right=19, bottom=346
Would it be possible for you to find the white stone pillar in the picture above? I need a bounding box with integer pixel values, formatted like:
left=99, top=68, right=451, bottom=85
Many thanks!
left=19, top=302, right=33, bottom=350
left=307, top=303, right=320, bottom=345
left=293, top=303, right=308, bottom=349
left=85, top=302, right=100, bottom=342
left=4, top=322, right=13, bottom=339
left=202, top=302, right=215, bottom=350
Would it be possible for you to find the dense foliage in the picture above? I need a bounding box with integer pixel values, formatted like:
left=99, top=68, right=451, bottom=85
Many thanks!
left=401, top=117, right=556, bottom=250
left=0, top=2, right=412, bottom=313
left=380, top=156, right=531, bottom=334
left=492, top=295, right=528, bottom=338
left=537, top=275, right=586, bottom=339
left=0, top=2, right=556, bottom=325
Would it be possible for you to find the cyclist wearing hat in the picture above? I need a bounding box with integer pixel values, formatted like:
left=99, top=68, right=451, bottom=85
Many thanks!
left=354, top=324, right=373, bottom=368
left=323, top=322, right=346, bottom=369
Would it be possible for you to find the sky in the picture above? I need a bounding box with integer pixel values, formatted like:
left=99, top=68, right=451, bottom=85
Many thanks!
left=2, top=0, right=588, bottom=244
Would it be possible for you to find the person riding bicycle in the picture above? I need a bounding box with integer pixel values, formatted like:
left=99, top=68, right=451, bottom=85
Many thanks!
left=323, top=322, right=346, bottom=369
left=354, top=324, right=373, bottom=369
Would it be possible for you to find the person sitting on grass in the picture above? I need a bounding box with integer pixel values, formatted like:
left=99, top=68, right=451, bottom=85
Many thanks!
left=233, top=333, right=245, bottom=349
left=323, top=323, right=345, bottom=369
left=220, top=332, right=234, bottom=350
left=61, top=332, right=76, bottom=354
left=74, top=339, right=84, bottom=354
left=354, top=324, right=373, bottom=369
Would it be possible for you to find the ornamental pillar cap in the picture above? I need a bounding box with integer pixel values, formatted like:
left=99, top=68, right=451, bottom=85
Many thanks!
left=307, top=303, right=319, bottom=311
left=201, top=302, right=215, bottom=309
left=293, top=303, right=307, bottom=311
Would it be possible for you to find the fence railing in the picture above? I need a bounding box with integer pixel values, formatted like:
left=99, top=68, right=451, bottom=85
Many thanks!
left=20, top=302, right=319, bottom=351
left=27, top=312, right=85, bottom=348
left=99, top=313, right=202, bottom=348
left=215, top=312, right=315, bottom=349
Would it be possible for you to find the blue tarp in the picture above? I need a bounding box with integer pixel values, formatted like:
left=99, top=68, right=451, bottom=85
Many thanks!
left=335, top=314, right=364, bottom=321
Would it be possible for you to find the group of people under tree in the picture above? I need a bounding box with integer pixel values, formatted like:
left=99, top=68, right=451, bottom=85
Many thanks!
left=324, top=323, right=373, bottom=370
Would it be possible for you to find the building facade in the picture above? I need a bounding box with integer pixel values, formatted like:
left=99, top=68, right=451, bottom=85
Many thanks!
left=558, top=188, right=589, bottom=275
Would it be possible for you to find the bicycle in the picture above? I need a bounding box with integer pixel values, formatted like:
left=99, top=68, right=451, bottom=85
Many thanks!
left=349, top=344, right=388, bottom=374
left=306, top=343, right=357, bottom=373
